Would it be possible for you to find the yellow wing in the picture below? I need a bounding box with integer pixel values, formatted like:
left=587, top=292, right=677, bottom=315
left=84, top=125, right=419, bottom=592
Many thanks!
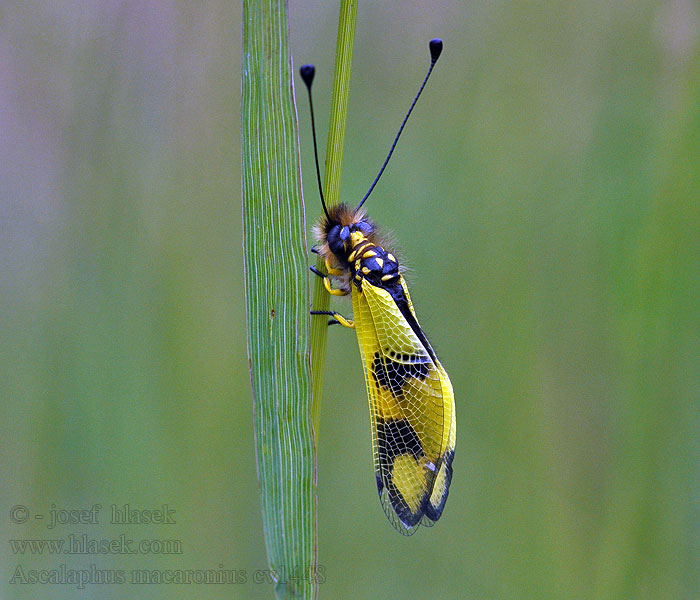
left=351, top=275, right=456, bottom=535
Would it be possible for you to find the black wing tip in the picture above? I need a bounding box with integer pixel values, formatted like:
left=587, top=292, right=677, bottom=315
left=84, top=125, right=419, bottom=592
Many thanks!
left=379, top=488, right=421, bottom=536
left=378, top=448, right=456, bottom=534
left=423, top=450, right=455, bottom=523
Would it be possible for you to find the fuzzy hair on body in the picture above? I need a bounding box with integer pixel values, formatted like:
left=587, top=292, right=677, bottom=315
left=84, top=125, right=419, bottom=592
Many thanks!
left=314, top=203, right=402, bottom=292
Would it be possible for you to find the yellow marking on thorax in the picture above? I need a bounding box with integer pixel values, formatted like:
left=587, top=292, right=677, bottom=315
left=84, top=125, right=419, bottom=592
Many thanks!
left=350, top=231, right=366, bottom=246
left=347, top=232, right=372, bottom=263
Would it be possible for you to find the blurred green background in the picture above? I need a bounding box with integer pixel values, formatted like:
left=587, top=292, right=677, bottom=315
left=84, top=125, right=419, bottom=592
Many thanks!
left=2, top=1, right=699, bottom=599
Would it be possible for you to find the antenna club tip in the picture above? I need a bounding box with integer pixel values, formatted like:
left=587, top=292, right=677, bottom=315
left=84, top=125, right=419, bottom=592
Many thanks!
left=429, top=38, right=443, bottom=61
left=300, top=64, right=315, bottom=88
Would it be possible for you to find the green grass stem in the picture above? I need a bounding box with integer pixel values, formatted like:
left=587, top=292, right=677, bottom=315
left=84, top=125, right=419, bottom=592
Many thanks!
left=309, top=0, right=358, bottom=441
left=242, top=1, right=317, bottom=597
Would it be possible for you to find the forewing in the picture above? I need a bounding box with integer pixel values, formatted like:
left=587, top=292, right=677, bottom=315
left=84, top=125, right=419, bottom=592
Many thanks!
left=352, top=277, right=455, bottom=535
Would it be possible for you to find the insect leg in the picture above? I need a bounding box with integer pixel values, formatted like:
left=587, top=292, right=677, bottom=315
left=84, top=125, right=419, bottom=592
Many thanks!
left=309, top=266, right=348, bottom=296
left=324, top=256, right=343, bottom=276
left=310, top=310, right=354, bottom=329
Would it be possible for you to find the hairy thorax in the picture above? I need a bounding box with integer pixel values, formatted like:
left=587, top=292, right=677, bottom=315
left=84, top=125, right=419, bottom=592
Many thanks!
left=314, top=203, right=400, bottom=292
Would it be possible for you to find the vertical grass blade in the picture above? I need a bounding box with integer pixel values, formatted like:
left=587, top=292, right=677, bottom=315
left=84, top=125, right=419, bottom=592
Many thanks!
left=309, top=0, right=358, bottom=440
left=242, top=1, right=316, bottom=597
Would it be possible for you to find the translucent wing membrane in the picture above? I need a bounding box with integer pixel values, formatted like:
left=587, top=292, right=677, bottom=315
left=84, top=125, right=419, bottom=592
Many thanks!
left=352, top=276, right=456, bottom=535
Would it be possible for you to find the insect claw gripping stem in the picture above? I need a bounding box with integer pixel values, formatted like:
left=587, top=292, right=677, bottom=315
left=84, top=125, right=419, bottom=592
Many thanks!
left=310, top=266, right=348, bottom=296
left=310, top=310, right=354, bottom=329
left=309, top=265, right=324, bottom=278
left=309, top=265, right=352, bottom=326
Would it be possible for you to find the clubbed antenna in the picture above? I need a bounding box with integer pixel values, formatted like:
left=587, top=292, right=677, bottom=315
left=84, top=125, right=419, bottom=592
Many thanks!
left=356, top=38, right=444, bottom=212
left=299, top=64, right=330, bottom=220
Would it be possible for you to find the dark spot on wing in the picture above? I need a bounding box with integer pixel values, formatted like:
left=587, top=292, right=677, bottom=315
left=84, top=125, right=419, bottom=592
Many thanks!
left=376, top=418, right=424, bottom=464
left=372, top=352, right=430, bottom=398
left=375, top=417, right=425, bottom=527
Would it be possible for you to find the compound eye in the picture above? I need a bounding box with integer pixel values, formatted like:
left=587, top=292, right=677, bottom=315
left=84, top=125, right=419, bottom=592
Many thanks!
left=327, top=225, right=344, bottom=256
left=340, top=225, right=350, bottom=243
